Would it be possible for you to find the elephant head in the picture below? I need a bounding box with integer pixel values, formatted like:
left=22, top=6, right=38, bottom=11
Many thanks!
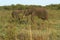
left=24, top=9, right=33, bottom=16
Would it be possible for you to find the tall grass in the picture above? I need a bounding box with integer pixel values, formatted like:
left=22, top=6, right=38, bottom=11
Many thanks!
left=0, top=9, right=60, bottom=40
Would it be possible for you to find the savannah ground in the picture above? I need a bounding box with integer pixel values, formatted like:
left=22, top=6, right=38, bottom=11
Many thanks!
left=0, top=9, right=60, bottom=40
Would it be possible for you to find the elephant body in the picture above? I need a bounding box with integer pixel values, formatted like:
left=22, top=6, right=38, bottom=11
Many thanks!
left=25, top=7, right=48, bottom=20
left=24, top=7, right=48, bottom=23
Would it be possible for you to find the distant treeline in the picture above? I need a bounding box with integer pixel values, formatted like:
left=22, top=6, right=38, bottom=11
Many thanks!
left=46, top=4, right=60, bottom=10
left=0, top=4, right=60, bottom=10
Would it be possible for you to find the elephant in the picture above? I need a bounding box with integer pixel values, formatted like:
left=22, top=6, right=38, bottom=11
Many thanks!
left=24, top=7, right=48, bottom=23
left=11, top=9, right=24, bottom=23
left=11, top=7, right=48, bottom=24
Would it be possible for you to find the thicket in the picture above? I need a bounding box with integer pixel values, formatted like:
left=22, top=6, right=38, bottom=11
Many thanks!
left=0, top=4, right=60, bottom=10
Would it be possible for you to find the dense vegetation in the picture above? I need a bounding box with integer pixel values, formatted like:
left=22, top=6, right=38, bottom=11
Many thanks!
left=0, top=4, right=60, bottom=40
left=0, top=4, right=60, bottom=10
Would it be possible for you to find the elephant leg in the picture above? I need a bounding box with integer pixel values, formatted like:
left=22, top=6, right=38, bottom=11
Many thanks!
left=26, top=16, right=29, bottom=23
left=31, top=14, right=35, bottom=24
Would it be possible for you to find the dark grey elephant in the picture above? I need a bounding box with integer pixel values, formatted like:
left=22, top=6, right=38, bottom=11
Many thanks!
left=11, top=10, right=24, bottom=23
left=24, top=7, right=48, bottom=23
left=11, top=7, right=48, bottom=24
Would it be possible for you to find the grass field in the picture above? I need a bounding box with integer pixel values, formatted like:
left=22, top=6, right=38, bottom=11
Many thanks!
left=0, top=9, right=60, bottom=40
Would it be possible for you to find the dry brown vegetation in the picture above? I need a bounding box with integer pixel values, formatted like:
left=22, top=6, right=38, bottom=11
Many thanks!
left=0, top=8, right=60, bottom=40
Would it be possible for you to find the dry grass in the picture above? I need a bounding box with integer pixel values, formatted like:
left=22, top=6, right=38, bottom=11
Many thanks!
left=0, top=9, right=60, bottom=40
